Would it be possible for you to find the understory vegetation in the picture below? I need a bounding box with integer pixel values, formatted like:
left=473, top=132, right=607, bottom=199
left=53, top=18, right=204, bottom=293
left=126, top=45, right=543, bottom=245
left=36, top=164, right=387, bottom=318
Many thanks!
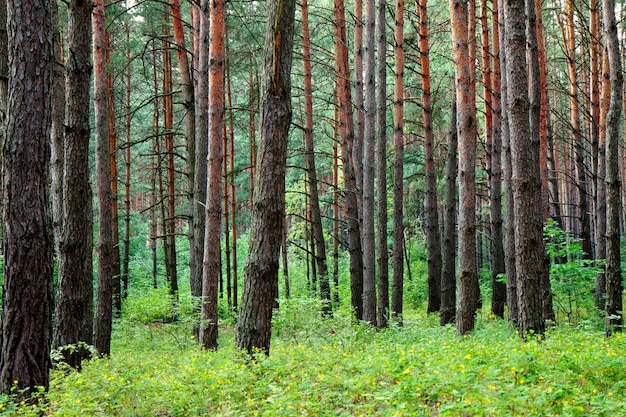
left=2, top=291, right=625, bottom=416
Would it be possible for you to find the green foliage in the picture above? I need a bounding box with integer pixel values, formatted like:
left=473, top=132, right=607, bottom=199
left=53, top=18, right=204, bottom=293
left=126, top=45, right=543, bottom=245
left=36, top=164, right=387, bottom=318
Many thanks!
left=544, top=220, right=603, bottom=325
left=6, top=307, right=626, bottom=417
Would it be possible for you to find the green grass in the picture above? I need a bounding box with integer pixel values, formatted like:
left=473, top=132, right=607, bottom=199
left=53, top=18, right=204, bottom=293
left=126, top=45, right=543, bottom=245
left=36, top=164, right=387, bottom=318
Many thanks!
left=3, top=297, right=626, bottom=416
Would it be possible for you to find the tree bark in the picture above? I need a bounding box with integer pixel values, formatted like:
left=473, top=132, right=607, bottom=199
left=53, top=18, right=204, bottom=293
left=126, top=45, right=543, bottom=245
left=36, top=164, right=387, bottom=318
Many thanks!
left=201, top=0, right=225, bottom=350
left=419, top=0, right=442, bottom=315
left=334, top=0, right=364, bottom=320
left=191, top=0, right=209, bottom=310
left=53, top=0, right=95, bottom=367
left=362, top=0, right=377, bottom=325
left=504, top=0, right=546, bottom=337
left=93, top=0, right=115, bottom=356
left=0, top=0, right=55, bottom=395
left=602, top=0, right=623, bottom=335
left=489, top=0, right=506, bottom=318
left=440, top=89, right=458, bottom=326
left=302, top=0, right=332, bottom=315
left=450, top=0, right=479, bottom=335
left=391, top=0, right=405, bottom=324
left=235, top=0, right=296, bottom=355
left=375, top=0, right=389, bottom=328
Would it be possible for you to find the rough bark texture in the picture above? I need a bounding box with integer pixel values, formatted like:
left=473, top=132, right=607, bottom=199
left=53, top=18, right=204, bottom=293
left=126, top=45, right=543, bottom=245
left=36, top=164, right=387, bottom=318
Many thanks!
left=375, top=0, right=388, bottom=328
left=391, top=0, right=405, bottom=324
left=353, top=0, right=364, bottom=218
left=302, top=0, right=332, bottom=315
left=504, top=0, right=545, bottom=337
left=170, top=0, right=196, bottom=258
left=440, top=90, right=458, bottom=326
left=0, top=0, right=55, bottom=395
left=489, top=0, right=506, bottom=318
left=499, top=0, right=518, bottom=326
left=564, top=0, right=592, bottom=259
left=597, top=50, right=610, bottom=310
left=334, top=0, right=364, bottom=320
left=420, top=0, right=441, bottom=315
left=602, top=0, right=623, bottom=335
left=93, top=0, right=115, bottom=356
left=362, top=0, right=377, bottom=325
left=53, top=0, right=95, bottom=365
left=534, top=0, right=554, bottom=322
left=235, top=0, right=296, bottom=355
left=450, top=0, right=478, bottom=335
left=201, top=0, right=225, bottom=350
left=191, top=0, right=209, bottom=308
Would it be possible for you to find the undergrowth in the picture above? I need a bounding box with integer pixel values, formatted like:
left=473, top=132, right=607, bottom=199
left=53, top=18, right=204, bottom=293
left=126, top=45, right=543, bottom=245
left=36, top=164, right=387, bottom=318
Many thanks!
left=3, top=297, right=626, bottom=416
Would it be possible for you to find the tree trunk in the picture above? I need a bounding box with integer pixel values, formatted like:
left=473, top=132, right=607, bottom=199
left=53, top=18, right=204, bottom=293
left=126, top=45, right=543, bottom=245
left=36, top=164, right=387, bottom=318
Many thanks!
left=0, top=0, right=54, bottom=395
left=503, top=0, right=546, bottom=337
left=564, top=0, right=593, bottom=259
left=375, top=0, right=389, bottom=328
left=419, top=0, right=442, bottom=315
left=353, top=0, right=364, bottom=218
left=191, top=0, right=209, bottom=310
left=602, top=0, right=623, bottom=335
left=161, top=14, right=178, bottom=298
left=499, top=0, right=518, bottom=326
left=440, top=88, right=458, bottom=326
left=361, top=0, right=377, bottom=325
left=122, top=9, right=132, bottom=299
left=391, top=0, right=405, bottom=324
left=450, top=0, right=479, bottom=335
left=201, top=0, right=225, bottom=350
left=93, top=0, right=115, bottom=357
left=334, top=0, right=364, bottom=320
left=235, top=0, right=296, bottom=355
left=526, top=0, right=552, bottom=324
left=169, top=0, right=196, bottom=262
left=302, top=0, right=332, bottom=315
left=489, top=0, right=506, bottom=318
left=597, top=49, right=610, bottom=310
left=53, top=0, right=94, bottom=367
left=106, top=33, right=121, bottom=314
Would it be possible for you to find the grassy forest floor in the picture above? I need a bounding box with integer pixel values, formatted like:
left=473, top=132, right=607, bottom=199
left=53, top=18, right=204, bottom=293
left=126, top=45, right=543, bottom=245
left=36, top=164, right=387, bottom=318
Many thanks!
left=3, top=291, right=626, bottom=416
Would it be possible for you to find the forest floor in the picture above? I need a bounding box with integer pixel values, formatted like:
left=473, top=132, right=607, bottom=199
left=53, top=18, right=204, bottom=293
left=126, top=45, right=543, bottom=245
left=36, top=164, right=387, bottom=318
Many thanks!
left=4, top=293, right=626, bottom=416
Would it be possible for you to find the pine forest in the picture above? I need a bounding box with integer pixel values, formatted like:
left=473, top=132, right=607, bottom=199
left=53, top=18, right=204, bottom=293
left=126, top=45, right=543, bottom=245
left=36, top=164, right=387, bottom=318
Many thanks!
left=2, top=0, right=626, bottom=415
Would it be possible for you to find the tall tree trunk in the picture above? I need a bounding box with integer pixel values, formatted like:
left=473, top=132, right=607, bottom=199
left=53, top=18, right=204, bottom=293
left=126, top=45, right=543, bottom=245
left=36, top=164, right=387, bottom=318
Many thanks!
left=527, top=0, right=552, bottom=324
left=450, top=0, right=479, bottom=335
left=106, top=33, right=122, bottom=314
left=391, top=0, right=405, bottom=324
left=362, top=0, right=377, bottom=324
left=375, top=0, right=388, bottom=328
left=597, top=50, right=610, bottom=309
left=161, top=14, right=178, bottom=298
left=334, top=0, right=364, bottom=320
left=93, top=0, right=115, bottom=357
left=122, top=8, right=132, bottom=299
left=499, top=0, right=518, bottom=326
left=191, top=0, right=209, bottom=311
left=235, top=0, right=296, bottom=355
left=602, top=0, right=623, bottom=335
left=489, top=0, right=506, bottom=318
left=169, top=0, right=196, bottom=261
left=419, top=0, right=441, bottom=315
left=0, top=0, right=54, bottom=395
left=535, top=0, right=555, bottom=323
left=302, top=0, right=332, bottom=315
left=353, top=0, right=364, bottom=218
left=150, top=30, right=160, bottom=289
left=503, top=0, right=546, bottom=337
left=53, top=0, right=94, bottom=367
left=564, top=0, right=593, bottom=258
left=201, top=0, right=225, bottom=350
left=440, top=88, right=458, bottom=326
left=227, top=59, right=238, bottom=311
